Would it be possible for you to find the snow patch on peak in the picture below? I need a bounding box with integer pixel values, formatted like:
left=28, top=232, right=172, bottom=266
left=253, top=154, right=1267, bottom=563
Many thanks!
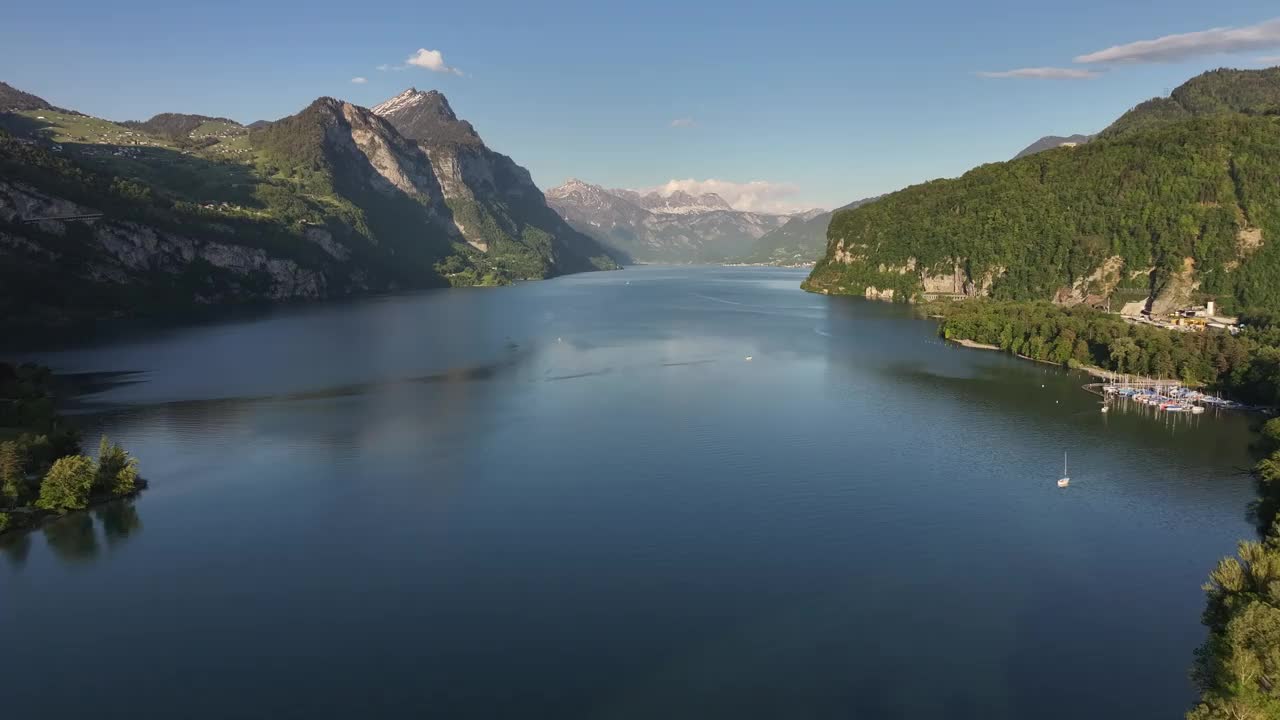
left=372, top=88, right=450, bottom=118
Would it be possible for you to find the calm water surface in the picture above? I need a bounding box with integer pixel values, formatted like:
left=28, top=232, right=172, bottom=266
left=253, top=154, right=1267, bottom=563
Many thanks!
left=1, top=266, right=1259, bottom=719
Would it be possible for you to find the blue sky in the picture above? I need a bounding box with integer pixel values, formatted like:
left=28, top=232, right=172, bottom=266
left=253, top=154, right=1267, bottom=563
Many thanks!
left=4, top=1, right=1280, bottom=211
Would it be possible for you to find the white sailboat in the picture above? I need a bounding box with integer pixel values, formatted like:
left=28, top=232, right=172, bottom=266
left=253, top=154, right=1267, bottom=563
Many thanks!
left=1057, top=452, right=1070, bottom=488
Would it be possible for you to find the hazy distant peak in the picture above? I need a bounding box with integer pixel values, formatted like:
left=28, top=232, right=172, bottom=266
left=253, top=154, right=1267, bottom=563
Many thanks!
left=1012, top=134, right=1093, bottom=160
left=622, top=188, right=735, bottom=215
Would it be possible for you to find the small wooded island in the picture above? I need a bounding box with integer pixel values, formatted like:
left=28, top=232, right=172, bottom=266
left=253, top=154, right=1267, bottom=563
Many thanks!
left=0, top=362, right=143, bottom=535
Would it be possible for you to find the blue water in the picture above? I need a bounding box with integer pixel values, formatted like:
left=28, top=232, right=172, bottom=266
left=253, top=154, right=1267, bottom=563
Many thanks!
left=0, top=266, right=1258, bottom=718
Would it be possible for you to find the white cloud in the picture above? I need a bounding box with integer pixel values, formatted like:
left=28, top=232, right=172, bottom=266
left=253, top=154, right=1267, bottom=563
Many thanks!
left=1075, top=18, right=1280, bottom=64
left=670, top=117, right=695, bottom=128
left=351, top=77, right=368, bottom=84
left=977, top=67, right=1101, bottom=79
left=638, top=178, right=809, bottom=213
left=1258, top=55, right=1280, bottom=64
left=406, top=48, right=463, bottom=75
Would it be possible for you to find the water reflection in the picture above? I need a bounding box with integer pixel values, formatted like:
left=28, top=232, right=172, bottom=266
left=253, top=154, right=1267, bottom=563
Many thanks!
left=97, top=501, right=143, bottom=546
left=0, top=527, right=31, bottom=568
left=1, top=499, right=143, bottom=568
left=42, top=513, right=99, bottom=563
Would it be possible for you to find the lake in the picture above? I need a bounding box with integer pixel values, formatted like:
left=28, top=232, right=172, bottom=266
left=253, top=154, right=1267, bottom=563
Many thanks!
left=0, top=266, right=1259, bottom=719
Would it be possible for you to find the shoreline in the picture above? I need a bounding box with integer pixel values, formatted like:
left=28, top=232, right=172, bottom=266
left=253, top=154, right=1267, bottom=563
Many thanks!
left=946, top=337, right=1149, bottom=383
left=0, top=479, right=147, bottom=537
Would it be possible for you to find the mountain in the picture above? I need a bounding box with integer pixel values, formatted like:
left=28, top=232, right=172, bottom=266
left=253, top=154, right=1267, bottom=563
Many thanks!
left=545, top=179, right=792, bottom=263
left=372, top=88, right=618, bottom=275
left=1012, top=134, right=1092, bottom=160
left=805, top=67, right=1280, bottom=314
left=0, top=83, right=615, bottom=327
left=746, top=199, right=879, bottom=266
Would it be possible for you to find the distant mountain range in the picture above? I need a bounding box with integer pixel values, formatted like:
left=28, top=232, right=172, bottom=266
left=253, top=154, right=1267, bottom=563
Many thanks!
left=806, top=66, right=1280, bottom=314
left=0, top=83, right=617, bottom=326
left=546, top=179, right=807, bottom=263
left=1012, top=134, right=1093, bottom=160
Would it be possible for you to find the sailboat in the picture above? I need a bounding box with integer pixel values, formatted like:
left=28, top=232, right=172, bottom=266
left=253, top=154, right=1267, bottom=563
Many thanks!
left=1057, top=452, right=1070, bottom=488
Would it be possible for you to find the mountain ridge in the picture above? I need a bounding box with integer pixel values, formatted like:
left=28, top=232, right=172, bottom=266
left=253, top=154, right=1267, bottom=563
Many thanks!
left=546, top=179, right=794, bottom=263
left=0, top=82, right=616, bottom=326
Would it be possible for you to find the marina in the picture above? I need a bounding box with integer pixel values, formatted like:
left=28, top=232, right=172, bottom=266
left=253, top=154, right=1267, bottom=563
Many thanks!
left=1086, top=378, right=1249, bottom=415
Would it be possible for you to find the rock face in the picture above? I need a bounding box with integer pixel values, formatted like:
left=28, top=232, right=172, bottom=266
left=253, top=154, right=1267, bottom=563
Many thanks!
left=0, top=180, right=336, bottom=317
left=319, top=97, right=455, bottom=225
left=545, top=179, right=793, bottom=263
left=372, top=89, right=617, bottom=273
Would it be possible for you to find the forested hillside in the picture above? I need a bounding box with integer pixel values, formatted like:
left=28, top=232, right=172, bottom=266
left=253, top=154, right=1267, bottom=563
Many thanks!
left=808, top=69, right=1280, bottom=288
left=806, top=68, right=1280, bottom=314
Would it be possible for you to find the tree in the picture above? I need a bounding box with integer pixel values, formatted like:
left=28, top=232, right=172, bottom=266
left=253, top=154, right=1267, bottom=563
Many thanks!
left=0, top=440, right=26, bottom=507
left=1109, top=336, right=1141, bottom=374
left=1190, top=537, right=1280, bottom=719
left=94, top=436, right=138, bottom=496
left=1262, top=418, right=1280, bottom=451
left=36, top=455, right=96, bottom=513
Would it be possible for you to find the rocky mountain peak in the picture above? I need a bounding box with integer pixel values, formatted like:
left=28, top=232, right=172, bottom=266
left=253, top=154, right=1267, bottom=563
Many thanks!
left=547, top=178, right=606, bottom=198
left=371, top=88, right=480, bottom=146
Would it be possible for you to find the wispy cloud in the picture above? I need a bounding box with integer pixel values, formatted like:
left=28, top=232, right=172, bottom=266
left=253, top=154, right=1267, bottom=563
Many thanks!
left=669, top=117, right=695, bottom=128
left=1258, top=55, right=1280, bottom=64
left=638, top=178, right=810, bottom=213
left=406, top=48, right=463, bottom=76
left=351, top=77, right=368, bottom=84
left=1075, top=17, right=1280, bottom=64
left=977, top=67, right=1102, bottom=79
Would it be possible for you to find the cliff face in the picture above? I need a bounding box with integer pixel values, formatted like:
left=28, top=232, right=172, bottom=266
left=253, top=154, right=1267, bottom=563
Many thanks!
left=372, top=89, right=619, bottom=274
left=0, top=179, right=344, bottom=320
